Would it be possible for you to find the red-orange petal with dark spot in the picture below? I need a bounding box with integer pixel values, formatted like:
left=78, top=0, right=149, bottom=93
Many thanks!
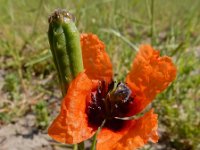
left=126, top=45, right=177, bottom=115
left=48, top=72, right=95, bottom=144
left=81, top=33, right=113, bottom=83
left=96, top=126, right=126, bottom=150
left=96, top=109, right=158, bottom=150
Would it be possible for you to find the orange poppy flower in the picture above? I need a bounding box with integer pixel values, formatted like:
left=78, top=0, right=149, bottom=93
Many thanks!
left=48, top=34, right=176, bottom=150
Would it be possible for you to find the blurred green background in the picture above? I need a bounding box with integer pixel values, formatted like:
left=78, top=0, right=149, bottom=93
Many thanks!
left=0, top=0, right=200, bottom=150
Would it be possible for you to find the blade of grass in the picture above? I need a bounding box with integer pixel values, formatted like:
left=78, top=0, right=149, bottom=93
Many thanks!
left=146, top=0, right=155, bottom=45
left=145, top=0, right=151, bottom=20
left=100, top=28, right=138, bottom=51
left=117, top=13, right=148, bottom=26
left=150, top=0, right=155, bottom=45
left=25, top=51, right=51, bottom=67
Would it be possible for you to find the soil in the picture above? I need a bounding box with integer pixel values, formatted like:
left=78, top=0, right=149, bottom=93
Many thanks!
left=0, top=114, right=64, bottom=150
left=0, top=113, right=94, bottom=150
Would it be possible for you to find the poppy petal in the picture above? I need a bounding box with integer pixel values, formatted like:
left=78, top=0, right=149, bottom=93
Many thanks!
left=96, top=127, right=126, bottom=150
left=48, top=72, right=95, bottom=144
left=81, top=33, right=113, bottom=82
left=96, top=109, right=158, bottom=150
left=113, top=109, right=158, bottom=150
left=126, top=45, right=176, bottom=115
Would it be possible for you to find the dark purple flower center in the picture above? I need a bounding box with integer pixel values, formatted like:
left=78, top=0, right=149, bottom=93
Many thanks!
left=86, top=81, right=134, bottom=131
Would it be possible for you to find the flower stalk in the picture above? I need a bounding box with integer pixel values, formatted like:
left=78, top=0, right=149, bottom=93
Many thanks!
left=48, top=9, right=84, bottom=149
left=48, top=9, right=84, bottom=97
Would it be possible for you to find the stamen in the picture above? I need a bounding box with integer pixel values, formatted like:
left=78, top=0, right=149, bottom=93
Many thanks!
left=86, top=80, right=134, bottom=131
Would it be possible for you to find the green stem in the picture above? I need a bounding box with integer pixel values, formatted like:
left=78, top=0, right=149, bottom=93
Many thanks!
left=48, top=9, right=84, bottom=97
left=73, top=144, right=78, bottom=150
left=91, top=120, right=106, bottom=150
left=78, top=141, right=85, bottom=150
left=91, top=132, right=97, bottom=150
left=48, top=9, right=84, bottom=150
left=73, top=142, right=84, bottom=150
